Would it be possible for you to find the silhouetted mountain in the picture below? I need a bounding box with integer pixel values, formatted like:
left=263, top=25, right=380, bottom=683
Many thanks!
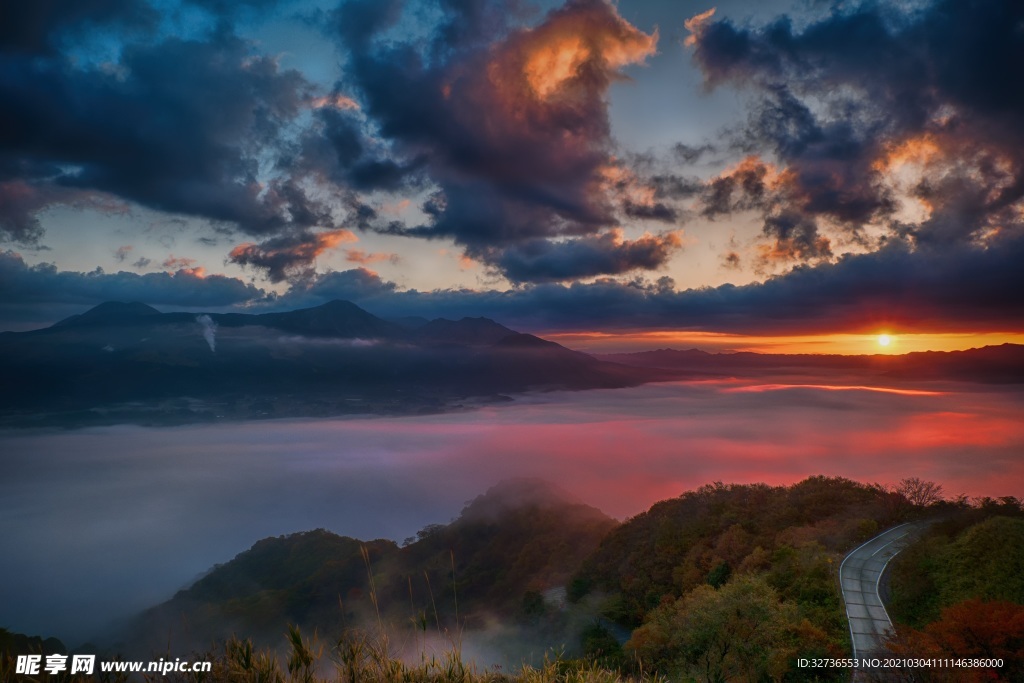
left=0, top=301, right=659, bottom=427
left=601, top=344, right=1024, bottom=383
left=414, top=317, right=516, bottom=346
left=52, top=301, right=162, bottom=328
left=388, top=315, right=431, bottom=329
left=129, top=478, right=616, bottom=651
left=217, top=299, right=406, bottom=339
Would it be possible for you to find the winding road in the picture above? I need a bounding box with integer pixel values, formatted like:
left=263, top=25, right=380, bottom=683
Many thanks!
left=839, top=521, right=932, bottom=660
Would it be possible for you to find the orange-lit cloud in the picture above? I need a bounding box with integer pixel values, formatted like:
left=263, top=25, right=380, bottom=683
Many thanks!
left=599, top=163, right=656, bottom=206
left=332, top=0, right=669, bottom=281
left=511, top=4, right=658, bottom=101
left=380, top=199, right=411, bottom=216
left=345, top=249, right=399, bottom=266
left=756, top=231, right=832, bottom=265
left=684, top=8, right=716, bottom=47
left=310, top=94, right=360, bottom=110
left=176, top=266, right=207, bottom=278
left=598, top=161, right=679, bottom=222
left=162, top=255, right=196, bottom=270
left=872, top=133, right=942, bottom=174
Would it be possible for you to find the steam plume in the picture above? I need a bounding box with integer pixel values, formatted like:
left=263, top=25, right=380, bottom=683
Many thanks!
left=196, top=314, right=217, bottom=352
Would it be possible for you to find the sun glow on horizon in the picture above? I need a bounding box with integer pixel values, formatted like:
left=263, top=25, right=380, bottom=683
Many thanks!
left=542, top=330, right=1024, bottom=355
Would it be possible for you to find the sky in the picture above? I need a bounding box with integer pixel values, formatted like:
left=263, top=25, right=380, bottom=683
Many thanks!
left=3, top=378, right=1022, bottom=642
left=2, top=0, right=1023, bottom=352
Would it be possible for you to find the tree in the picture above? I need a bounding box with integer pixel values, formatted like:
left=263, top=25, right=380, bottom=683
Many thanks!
left=896, top=477, right=944, bottom=507
left=942, top=516, right=1024, bottom=605
left=626, top=576, right=832, bottom=683
left=888, top=600, right=1024, bottom=682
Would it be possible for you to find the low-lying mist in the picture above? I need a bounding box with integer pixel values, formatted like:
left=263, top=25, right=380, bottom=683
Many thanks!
left=1, top=377, right=1021, bottom=646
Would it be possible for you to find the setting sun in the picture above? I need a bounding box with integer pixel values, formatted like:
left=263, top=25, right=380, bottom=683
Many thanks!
left=878, top=334, right=892, bottom=347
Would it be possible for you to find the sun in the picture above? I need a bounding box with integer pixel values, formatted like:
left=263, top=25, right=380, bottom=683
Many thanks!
left=878, top=334, right=892, bottom=347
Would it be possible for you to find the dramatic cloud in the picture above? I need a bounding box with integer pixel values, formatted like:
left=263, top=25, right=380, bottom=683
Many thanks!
left=5, top=230, right=1023, bottom=335
left=344, top=249, right=399, bottom=266
left=0, top=27, right=320, bottom=243
left=249, top=232, right=1023, bottom=336
left=327, top=0, right=667, bottom=280
left=161, top=255, right=197, bottom=270
left=0, top=0, right=158, bottom=56
left=494, top=230, right=683, bottom=283
left=295, top=266, right=398, bottom=303
left=0, top=180, right=129, bottom=246
left=228, top=229, right=358, bottom=282
left=687, top=0, right=1024, bottom=254
left=0, top=250, right=266, bottom=320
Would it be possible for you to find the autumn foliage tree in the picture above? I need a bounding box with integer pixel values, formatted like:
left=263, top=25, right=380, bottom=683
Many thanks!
left=626, top=576, right=833, bottom=683
left=887, top=599, right=1024, bottom=682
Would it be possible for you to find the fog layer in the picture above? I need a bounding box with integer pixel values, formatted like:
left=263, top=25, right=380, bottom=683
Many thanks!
left=1, top=378, right=1021, bottom=643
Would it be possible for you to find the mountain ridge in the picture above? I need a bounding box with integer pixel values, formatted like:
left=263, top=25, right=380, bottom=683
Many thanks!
left=0, top=300, right=662, bottom=428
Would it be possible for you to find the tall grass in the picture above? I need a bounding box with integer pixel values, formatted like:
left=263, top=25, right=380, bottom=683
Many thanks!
left=217, top=626, right=665, bottom=683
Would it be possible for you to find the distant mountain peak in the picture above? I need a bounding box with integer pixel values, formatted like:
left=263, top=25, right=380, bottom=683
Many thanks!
left=52, top=301, right=161, bottom=328
left=310, top=299, right=365, bottom=313
left=492, top=332, right=560, bottom=349
left=415, top=316, right=516, bottom=345
left=459, top=478, right=584, bottom=521
left=252, top=299, right=402, bottom=338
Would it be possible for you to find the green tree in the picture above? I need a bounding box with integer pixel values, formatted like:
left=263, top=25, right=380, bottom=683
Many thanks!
left=943, top=516, right=1024, bottom=605
left=627, top=576, right=831, bottom=683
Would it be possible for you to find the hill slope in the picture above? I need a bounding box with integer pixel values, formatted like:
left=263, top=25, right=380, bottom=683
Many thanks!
left=129, top=478, right=617, bottom=651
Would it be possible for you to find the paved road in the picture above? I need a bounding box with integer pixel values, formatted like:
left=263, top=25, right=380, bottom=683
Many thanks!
left=839, top=521, right=931, bottom=659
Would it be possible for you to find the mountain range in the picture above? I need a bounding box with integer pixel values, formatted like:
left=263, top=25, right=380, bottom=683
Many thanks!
left=0, top=300, right=659, bottom=427
left=1, top=300, right=1021, bottom=428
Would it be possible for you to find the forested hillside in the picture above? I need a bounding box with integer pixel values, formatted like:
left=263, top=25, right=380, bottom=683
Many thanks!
left=886, top=501, right=1024, bottom=681
left=130, top=479, right=616, bottom=652
left=9, top=478, right=1022, bottom=682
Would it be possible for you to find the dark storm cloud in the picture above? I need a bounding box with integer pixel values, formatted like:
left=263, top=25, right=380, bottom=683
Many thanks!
left=0, top=250, right=266, bottom=314
left=760, top=211, right=831, bottom=263
left=227, top=229, right=358, bottom=283
left=700, top=157, right=773, bottom=218
left=301, top=266, right=398, bottom=301
left=494, top=231, right=683, bottom=283
left=324, top=0, right=667, bottom=280
left=184, top=0, right=289, bottom=16
left=0, top=0, right=683, bottom=284
left=0, top=0, right=158, bottom=56
left=272, top=233, right=1024, bottom=335
left=649, top=174, right=703, bottom=201
left=0, top=181, right=131, bottom=246
left=688, top=0, right=1024, bottom=250
left=0, top=27, right=321, bottom=243
left=672, top=142, right=716, bottom=165
left=5, top=231, right=1023, bottom=334
left=294, top=106, right=428, bottom=192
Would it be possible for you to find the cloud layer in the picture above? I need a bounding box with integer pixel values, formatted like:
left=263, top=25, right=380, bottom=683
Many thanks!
left=1, top=0, right=1022, bottom=334
left=688, top=0, right=1024, bottom=258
